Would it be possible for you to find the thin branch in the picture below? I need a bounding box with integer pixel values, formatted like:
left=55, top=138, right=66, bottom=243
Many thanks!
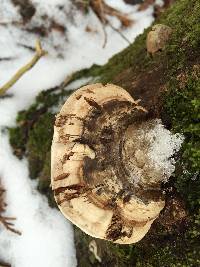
left=0, top=259, right=11, bottom=267
left=0, top=216, right=22, bottom=235
left=98, top=0, right=107, bottom=48
left=0, top=181, right=21, bottom=235
left=0, top=40, right=47, bottom=96
left=90, top=0, right=133, bottom=27
left=60, top=73, right=75, bottom=90
left=89, top=0, right=131, bottom=47
left=0, top=20, right=22, bottom=26
left=107, top=21, right=131, bottom=45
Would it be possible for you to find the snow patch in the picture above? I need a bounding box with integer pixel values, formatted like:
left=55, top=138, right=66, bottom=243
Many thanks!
left=128, top=119, right=184, bottom=186
left=147, top=120, right=184, bottom=178
left=0, top=134, right=76, bottom=267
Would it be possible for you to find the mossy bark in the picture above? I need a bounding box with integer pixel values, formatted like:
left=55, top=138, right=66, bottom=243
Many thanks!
left=9, top=0, right=200, bottom=266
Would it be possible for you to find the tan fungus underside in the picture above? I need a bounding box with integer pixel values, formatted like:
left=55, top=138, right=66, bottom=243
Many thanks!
left=51, top=83, right=165, bottom=244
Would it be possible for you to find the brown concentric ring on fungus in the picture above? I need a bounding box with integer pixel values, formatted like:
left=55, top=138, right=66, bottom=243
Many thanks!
left=51, top=83, right=165, bottom=244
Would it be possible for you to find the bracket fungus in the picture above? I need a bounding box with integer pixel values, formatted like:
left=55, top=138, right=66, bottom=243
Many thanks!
left=51, top=83, right=167, bottom=244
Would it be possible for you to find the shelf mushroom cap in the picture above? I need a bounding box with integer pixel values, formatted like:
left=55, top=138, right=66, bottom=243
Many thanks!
left=51, top=83, right=165, bottom=244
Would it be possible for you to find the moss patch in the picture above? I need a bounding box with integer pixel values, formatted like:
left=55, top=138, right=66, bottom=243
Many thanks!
left=9, top=87, right=73, bottom=207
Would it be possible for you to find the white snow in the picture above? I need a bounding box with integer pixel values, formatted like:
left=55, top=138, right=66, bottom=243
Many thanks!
left=128, top=119, right=184, bottom=186
left=0, top=0, right=154, bottom=59
left=0, top=133, right=76, bottom=267
left=0, top=0, right=161, bottom=266
left=147, top=120, right=184, bottom=179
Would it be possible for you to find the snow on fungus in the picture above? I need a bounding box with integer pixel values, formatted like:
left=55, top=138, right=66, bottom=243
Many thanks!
left=51, top=83, right=183, bottom=244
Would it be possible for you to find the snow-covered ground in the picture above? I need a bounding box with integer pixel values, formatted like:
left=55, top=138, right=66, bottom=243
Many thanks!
left=0, top=0, right=170, bottom=267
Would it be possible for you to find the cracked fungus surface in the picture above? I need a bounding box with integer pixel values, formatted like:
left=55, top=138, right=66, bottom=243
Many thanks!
left=51, top=83, right=184, bottom=244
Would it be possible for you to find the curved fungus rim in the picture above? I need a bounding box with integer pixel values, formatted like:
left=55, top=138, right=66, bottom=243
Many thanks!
left=51, top=83, right=165, bottom=244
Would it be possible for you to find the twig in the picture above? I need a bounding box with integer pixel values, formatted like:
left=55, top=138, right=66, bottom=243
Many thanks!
left=0, top=182, right=21, bottom=235
left=0, top=57, right=16, bottom=62
left=90, top=0, right=133, bottom=27
left=138, top=0, right=156, bottom=11
left=0, top=216, right=22, bottom=235
left=0, top=259, right=11, bottom=267
left=60, top=73, right=75, bottom=89
left=107, top=21, right=131, bottom=45
left=0, top=20, right=22, bottom=26
left=98, top=0, right=108, bottom=48
left=89, top=0, right=131, bottom=47
left=0, top=40, right=47, bottom=96
left=17, top=43, right=35, bottom=52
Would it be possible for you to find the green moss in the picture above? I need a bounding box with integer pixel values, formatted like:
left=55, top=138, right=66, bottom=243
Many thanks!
left=27, top=112, right=53, bottom=178
left=38, top=151, right=56, bottom=207
left=92, top=0, right=200, bottom=85
left=96, top=29, right=150, bottom=83
left=74, top=226, right=139, bottom=267
left=9, top=123, right=26, bottom=158
left=163, top=69, right=200, bottom=213
left=9, top=87, right=73, bottom=207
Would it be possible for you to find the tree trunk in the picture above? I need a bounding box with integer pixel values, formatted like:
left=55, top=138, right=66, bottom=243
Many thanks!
left=9, top=0, right=200, bottom=266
